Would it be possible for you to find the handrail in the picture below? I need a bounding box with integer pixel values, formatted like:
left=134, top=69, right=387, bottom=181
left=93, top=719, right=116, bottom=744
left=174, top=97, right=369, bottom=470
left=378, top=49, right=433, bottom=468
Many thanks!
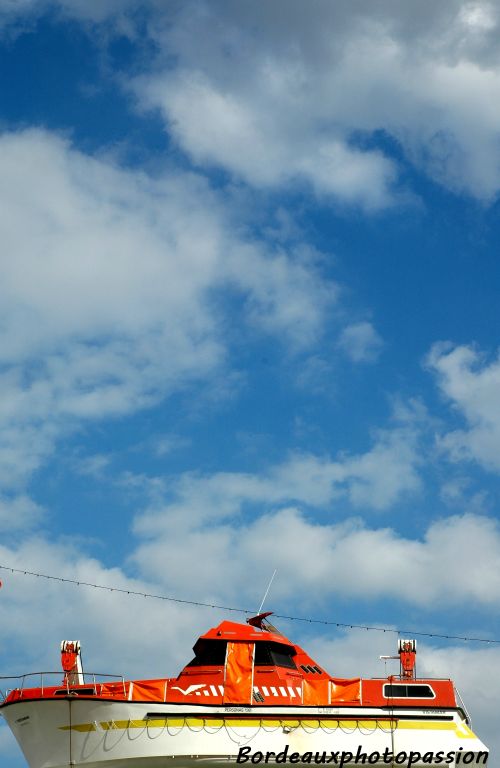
left=0, top=672, right=126, bottom=702
left=454, top=686, right=471, bottom=725
left=370, top=676, right=452, bottom=681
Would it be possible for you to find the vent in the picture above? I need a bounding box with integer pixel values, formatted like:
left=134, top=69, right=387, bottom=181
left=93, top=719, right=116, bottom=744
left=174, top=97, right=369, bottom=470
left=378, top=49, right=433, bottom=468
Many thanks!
left=253, top=690, right=265, bottom=703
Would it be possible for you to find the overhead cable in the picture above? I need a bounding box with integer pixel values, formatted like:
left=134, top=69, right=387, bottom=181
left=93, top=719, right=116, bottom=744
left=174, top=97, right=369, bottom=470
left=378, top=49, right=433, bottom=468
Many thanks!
left=0, top=563, right=498, bottom=645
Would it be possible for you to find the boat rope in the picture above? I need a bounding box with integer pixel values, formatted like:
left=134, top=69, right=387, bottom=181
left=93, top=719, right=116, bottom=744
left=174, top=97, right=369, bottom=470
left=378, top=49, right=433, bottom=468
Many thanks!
left=0, top=563, right=499, bottom=645
left=166, top=720, right=184, bottom=737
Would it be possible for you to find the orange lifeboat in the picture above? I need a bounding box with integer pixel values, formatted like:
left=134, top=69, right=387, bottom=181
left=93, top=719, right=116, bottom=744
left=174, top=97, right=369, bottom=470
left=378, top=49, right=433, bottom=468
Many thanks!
left=0, top=612, right=489, bottom=768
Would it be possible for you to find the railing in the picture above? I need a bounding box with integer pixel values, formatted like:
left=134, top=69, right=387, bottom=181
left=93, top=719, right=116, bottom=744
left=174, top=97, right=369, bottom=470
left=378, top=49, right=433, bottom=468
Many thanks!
left=454, top=686, right=471, bottom=726
left=0, top=672, right=127, bottom=702
left=370, top=674, right=450, bottom=685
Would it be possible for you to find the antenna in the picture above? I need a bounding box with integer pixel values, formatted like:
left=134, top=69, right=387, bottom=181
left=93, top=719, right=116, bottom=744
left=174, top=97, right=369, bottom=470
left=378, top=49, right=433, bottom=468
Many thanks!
left=257, top=569, right=277, bottom=614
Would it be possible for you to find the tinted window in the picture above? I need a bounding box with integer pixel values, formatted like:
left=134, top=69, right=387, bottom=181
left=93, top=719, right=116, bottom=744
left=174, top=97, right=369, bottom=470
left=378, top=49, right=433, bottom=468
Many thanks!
left=254, top=642, right=297, bottom=669
left=187, top=640, right=227, bottom=667
left=55, top=688, right=95, bottom=696
left=383, top=684, right=434, bottom=698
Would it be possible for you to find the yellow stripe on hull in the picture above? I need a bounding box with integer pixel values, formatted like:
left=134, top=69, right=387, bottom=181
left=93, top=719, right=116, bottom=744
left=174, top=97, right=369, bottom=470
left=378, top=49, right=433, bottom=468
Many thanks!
left=59, top=716, right=477, bottom=739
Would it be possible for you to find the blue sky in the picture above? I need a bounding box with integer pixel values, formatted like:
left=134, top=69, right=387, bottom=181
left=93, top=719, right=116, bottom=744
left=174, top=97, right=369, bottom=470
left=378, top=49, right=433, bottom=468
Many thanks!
left=1, top=1, right=500, bottom=764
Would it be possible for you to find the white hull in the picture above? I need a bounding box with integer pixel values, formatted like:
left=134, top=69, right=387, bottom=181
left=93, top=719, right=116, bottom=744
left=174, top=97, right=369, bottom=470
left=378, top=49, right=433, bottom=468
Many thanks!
left=1, top=699, right=488, bottom=768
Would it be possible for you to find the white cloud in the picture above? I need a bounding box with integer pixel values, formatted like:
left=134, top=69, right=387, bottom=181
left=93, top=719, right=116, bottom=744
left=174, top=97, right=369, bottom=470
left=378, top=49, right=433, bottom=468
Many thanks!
left=4, top=3, right=500, bottom=201
left=74, top=453, right=112, bottom=478
left=133, top=63, right=398, bottom=211
left=337, top=321, right=383, bottom=363
left=127, top=421, right=500, bottom=613
left=0, top=418, right=56, bottom=491
left=120, top=0, right=500, bottom=203
left=132, top=502, right=500, bottom=613
left=132, top=422, right=422, bottom=541
left=460, top=2, right=496, bottom=32
left=0, top=494, right=43, bottom=532
left=427, top=342, right=500, bottom=472
left=0, top=128, right=334, bottom=491
left=127, top=420, right=424, bottom=603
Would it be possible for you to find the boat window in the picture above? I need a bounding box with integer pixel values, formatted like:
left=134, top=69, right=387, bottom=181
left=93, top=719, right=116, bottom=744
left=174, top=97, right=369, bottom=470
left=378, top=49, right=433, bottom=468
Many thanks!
left=186, top=640, right=228, bottom=667
left=254, top=642, right=297, bottom=669
left=383, top=684, right=435, bottom=698
left=54, top=688, right=95, bottom=696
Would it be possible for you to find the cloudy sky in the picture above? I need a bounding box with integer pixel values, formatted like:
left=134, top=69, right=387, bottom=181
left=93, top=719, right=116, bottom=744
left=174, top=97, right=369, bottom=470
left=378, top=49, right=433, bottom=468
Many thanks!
left=1, top=1, right=500, bottom=764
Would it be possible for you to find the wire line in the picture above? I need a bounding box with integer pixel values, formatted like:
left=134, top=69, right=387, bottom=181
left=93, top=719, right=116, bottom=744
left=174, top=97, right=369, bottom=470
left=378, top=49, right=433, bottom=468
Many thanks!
left=1, top=563, right=498, bottom=645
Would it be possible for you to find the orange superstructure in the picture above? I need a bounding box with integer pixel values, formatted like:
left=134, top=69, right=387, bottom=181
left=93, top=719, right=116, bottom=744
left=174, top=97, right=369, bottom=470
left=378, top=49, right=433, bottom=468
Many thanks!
left=2, top=612, right=457, bottom=711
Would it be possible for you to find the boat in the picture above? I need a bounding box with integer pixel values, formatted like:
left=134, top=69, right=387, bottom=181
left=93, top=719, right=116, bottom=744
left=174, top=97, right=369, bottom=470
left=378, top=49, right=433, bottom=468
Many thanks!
left=0, top=611, right=489, bottom=767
